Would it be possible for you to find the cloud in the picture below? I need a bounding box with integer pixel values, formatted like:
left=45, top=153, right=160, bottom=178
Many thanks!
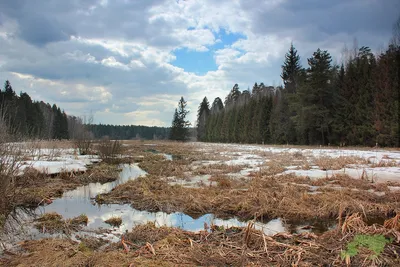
left=0, top=0, right=398, bottom=126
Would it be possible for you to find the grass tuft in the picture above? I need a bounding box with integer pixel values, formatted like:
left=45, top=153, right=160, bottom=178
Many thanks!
left=104, top=216, right=122, bottom=227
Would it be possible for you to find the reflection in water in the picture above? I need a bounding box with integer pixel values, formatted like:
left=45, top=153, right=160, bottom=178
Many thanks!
left=63, top=164, right=146, bottom=199
left=1, top=164, right=294, bottom=252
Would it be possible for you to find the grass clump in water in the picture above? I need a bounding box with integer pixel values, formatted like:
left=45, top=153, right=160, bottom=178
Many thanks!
left=70, top=214, right=89, bottom=225
left=34, top=212, right=88, bottom=234
left=104, top=216, right=122, bottom=227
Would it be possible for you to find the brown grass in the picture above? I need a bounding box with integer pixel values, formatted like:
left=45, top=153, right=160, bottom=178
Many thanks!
left=97, top=172, right=399, bottom=223
left=209, top=174, right=233, bottom=188
left=138, top=154, right=192, bottom=178
left=4, top=141, right=400, bottom=266
left=192, top=163, right=248, bottom=176
left=12, top=163, right=120, bottom=207
left=104, top=216, right=123, bottom=227
left=3, top=218, right=399, bottom=267
left=34, top=212, right=88, bottom=234
left=384, top=214, right=400, bottom=231
left=314, top=156, right=368, bottom=170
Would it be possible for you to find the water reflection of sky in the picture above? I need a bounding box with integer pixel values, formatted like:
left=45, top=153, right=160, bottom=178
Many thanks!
left=35, top=164, right=286, bottom=235
left=2, top=164, right=287, bottom=252
left=63, top=164, right=147, bottom=199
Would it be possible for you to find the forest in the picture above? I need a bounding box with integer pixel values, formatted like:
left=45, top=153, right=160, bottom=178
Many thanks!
left=196, top=41, right=399, bottom=147
left=0, top=82, right=170, bottom=141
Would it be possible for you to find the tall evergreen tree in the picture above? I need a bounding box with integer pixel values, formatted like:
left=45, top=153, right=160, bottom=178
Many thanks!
left=296, top=48, right=334, bottom=145
left=211, top=97, right=224, bottom=113
left=225, top=84, right=241, bottom=109
left=373, top=44, right=400, bottom=146
left=197, top=97, right=210, bottom=141
left=281, top=43, right=302, bottom=94
left=169, top=97, right=191, bottom=141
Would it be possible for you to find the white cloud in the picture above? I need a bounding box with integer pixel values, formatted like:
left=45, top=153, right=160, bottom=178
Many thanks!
left=0, top=0, right=397, bottom=127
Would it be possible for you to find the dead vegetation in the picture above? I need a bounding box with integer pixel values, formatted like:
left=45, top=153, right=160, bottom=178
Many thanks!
left=3, top=215, right=399, bottom=267
left=192, top=163, right=248, bottom=176
left=92, top=142, right=400, bottom=223
left=97, top=171, right=399, bottom=223
left=2, top=140, right=400, bottom=266
left=314, top=156, right=368, bottom=170
left=95, top=138, right=125, bottom=164
left=138, top=153, right=193, bottom=178
left=12, top=163, right=121, bottom=207
left=104, top=216, right=123, bottom=227
left=34, top=212, right=88, bottom=234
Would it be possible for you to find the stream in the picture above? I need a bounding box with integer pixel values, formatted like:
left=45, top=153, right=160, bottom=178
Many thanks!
left=1, top=163, right=332, bottom=253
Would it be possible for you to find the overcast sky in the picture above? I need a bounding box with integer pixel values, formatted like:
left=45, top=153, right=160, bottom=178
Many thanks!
left=0, top=0, right=398, bottom=126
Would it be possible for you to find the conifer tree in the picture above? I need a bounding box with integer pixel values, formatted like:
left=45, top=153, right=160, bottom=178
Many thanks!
left=281, top=43, right=302, bottom=94
left=170, top=97, right=191, bottom=141
left=296, top=48, right=334, bottom=145
left=197, top=97, right=210, bottom=141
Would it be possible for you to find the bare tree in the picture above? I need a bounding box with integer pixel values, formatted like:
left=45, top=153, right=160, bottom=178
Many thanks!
left=0, top=103, right=23, bottom=226
left=73, top=114, right=94, bottom=155
left=391, top=16, right=400, bottom=46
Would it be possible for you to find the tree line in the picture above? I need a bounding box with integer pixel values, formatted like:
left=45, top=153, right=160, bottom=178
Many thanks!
left=0, top=80, right=69, bottom=140
left=0, top=81, right=170, bottom=141
left=90, top=124, right=170, bottom=140
left=197, top=26, right=399, bottom=147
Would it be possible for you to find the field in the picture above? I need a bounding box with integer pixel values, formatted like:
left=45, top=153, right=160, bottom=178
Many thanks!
left=0, top=140, right=399, bottom=266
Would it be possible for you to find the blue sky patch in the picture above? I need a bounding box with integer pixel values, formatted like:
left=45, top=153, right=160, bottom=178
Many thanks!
left=172, top=28, right=246, bottom=75
left=172, top=48, right=217, bottom=75
left=213, top=28, right=246, bottom=49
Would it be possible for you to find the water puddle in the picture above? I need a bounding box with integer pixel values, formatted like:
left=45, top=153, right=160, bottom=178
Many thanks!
left=1, top=164, right=330, bottom=253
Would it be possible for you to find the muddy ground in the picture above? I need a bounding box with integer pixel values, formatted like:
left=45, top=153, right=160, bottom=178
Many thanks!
left=1, top=141, right=400, bottom=266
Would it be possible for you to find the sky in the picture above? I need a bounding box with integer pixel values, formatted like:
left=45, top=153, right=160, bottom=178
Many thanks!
left=0, top=0, right=398, bottom=126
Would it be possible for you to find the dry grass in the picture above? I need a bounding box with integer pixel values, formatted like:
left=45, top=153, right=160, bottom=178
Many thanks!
left=97, top=172, right=399, bottom=223
left=3, top=218, right=399, bottom=267
left=314, top=156, right=368, bottom=170
left=384, top=214, right=400, bottom=231
left=192, top=163, right=248, bottom=176
left=138, top=153, right=194, bottom=179
left=12, top=163, right=120, bottom=207
left=104, top=216, right=123, bottom=227
left=4, top=141, right=400, bottom=266
left=371, top=159, right=400, bottom=168
left=310, top=173, right=395, bottom=192
left=34, top=212, right=88, bottom=234
left=209, top=174, right=233, bottom=188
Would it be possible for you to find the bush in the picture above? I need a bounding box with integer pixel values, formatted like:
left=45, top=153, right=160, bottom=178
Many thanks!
left=0, top=113, right=23, bottom=229
left=97, top=138, right=124, bottom=163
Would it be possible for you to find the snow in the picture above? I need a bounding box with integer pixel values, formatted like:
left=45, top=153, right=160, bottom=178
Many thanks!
left=283, top=167, right=400, bottom=183
left=3, top=141, right=400, bottom=182
left=168, top=175, right=214, bottom=188
left=191, top=142, right=400, bottom=183
left=6, top=145, right=101, bottom=175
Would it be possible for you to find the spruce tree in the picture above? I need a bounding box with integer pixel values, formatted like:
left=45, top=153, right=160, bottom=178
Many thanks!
left=281, top=43, right=302, bottom=94
left=196, top=97, right=210, bottom=141
left=297, top=48, right=334, bottom=145
left=169, top=97, right=190, bottom=141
